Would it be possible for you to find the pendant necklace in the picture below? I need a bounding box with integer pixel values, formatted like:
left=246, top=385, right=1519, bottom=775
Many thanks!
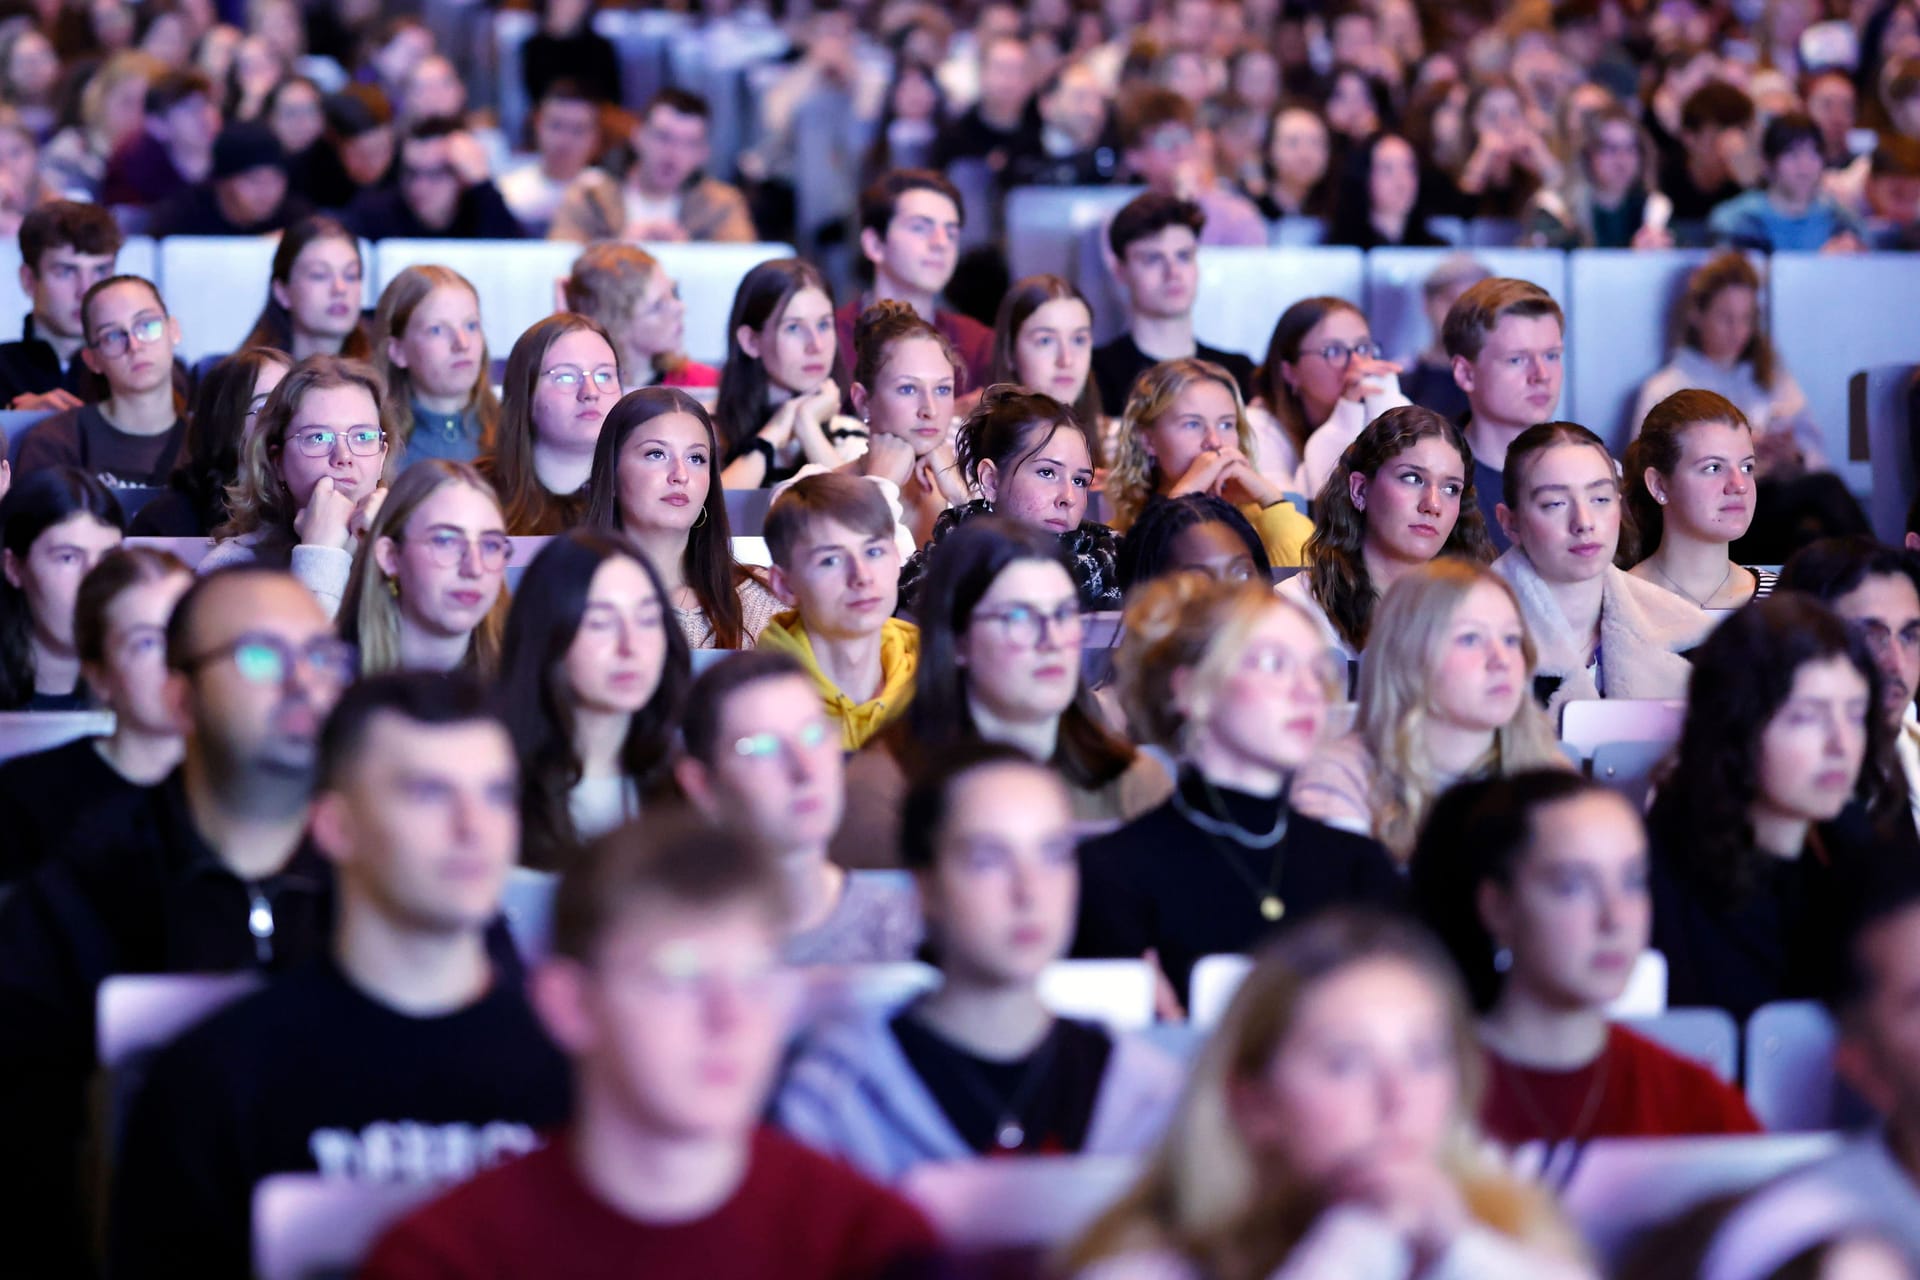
left=1172, top=774, right=1291, bottom=921
left=926, top=1022, right=1062, bottom=1152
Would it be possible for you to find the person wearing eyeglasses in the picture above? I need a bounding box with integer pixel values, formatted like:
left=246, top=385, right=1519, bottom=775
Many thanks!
left=1245, top=296, right=1409, bottom=500
left=563, top=243, right=719, bottom=393
left=107, top=672, right=571, bottom=1280
left=338, top=459, right=512, bottom=677
left=676, top=650, right=920, bottom=964
left=484, top=313, right=623, bottom=535
left=344, top=117, right=525, bottom=243
left=201, top=355, right=392, bottom=619
left=0, top=566, right=349, bottom=1273
left=13, top=274, right=187, bottom=488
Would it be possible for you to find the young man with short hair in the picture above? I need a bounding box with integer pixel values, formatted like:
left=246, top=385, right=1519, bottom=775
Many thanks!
left=833, top=169, right=994, bottom=393
left=1709, top=111, right=1864, bottom=251
left=109, top=672, right=571, bottom=1278
left=551, top=88, right=755, bottom=244
left=346, top=116, right=525, bottom=241
left=0, top=201, right=121, bottom=410
left=103, top=69, right=222, bottom=207
left=14, top=274, right=187, bottom=488
left=500, top=79, right=602, bottom=235
left=755, top=473, right=918, bottom=750
left=1115, top=86, right=1267, bottom=246
left=1660, top=80, right=1759, bottom=224
left=1441, top=276, right=1566, bottom=552
left=1091, top=191, right=1256, bottom=411
left=0, top=567, right=349, bottom=1272
left=360, top=810, right=939, bottom=1278
left=934, top=32, right=1038, bottom=171
left=676, top=650, right=921, bottom=964
left=151, top=119, right=311, bottom=238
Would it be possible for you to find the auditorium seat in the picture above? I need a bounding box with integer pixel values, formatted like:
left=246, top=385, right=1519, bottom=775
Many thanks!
left=636, top=241, right=799, bottom=365
left=1849, top=362, right=1918, bottom=544
left=372, top=239, right=575, bottom=360
left=1363, top=248, right=1568, bottom=368
left=1558, top=698, right=1686, bottom=760
left=2, top=407, right=57, bottom=465
left=802, top=958, right=1156, bottom=1030
left=1003, top=185, right=1142, bottom=294
left=901, top=1154, right=1138, bottom=1252
left=252, top=1174, right=440, bottom=1280
left=1191, top=246, right=1366, bottom=362
left=724, top=486, right=775, bottom=535
left=1744, top=1000, right=1874, bottom=1133
left=1587, top=738, right=1674, bottom=810
left=97, top=972, right=266, bottom=1148
left=1621, top=1006, right=1737, bottom=1082
left=0, top=709, right=113, bottom=764
left=124, top=535, right=215, bottom=567
left=1563, top=249, right=1711, bottom=454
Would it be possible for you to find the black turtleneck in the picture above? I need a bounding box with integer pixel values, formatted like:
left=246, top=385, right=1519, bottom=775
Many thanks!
left=1073, top=768, right=1402, bottom=998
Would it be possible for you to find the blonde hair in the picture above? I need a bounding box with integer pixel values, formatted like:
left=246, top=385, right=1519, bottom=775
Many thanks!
left=1116, top=575, right=1335, bottom=751
left=81, top=51, right=163, bottom=150
left=563, top=242, right=687, bottom=383
left=1064, top=910, right=1577, bottom=1280
left=1356, top=559, right=1564, bottom=860
left=1109, top=358, right=1257, bottom=531
left=215, top=355, right=393, bottom=544
left=337, top=459, right=509, bottom=677
left=371, top=265, right=501, bottom=452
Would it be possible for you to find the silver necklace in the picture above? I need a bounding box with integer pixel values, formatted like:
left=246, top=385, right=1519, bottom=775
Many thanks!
left=1169, top=773, right=1291, bottom=849
left=1650, top=560, right=1735, bottom=609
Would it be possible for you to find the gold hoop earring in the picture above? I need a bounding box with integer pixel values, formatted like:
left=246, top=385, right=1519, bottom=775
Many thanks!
left=693, top=505, right=708, bottom=528
left=385, top=576, right=399, bottom=598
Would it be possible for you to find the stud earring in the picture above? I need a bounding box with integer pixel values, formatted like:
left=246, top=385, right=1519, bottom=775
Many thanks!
left=1492, top=946, right=1513, bottom=973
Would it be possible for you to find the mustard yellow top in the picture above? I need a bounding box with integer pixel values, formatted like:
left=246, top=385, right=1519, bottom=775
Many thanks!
left=756, top=612, right=920, bottom=750
left=1241, top=498, right=1313, bottom=568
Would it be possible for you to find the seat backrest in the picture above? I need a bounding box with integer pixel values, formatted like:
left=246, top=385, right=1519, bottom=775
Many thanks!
left=0, top=709, right=114, bottom=764
left=724, top=486, right=775, bottom=536
left=638, top=242, right=797, bottom=366
left=1743, top=999, right=1874, bottom=1132
left=1554, top=1133, right=1845, bottom=1270
left=902, top=1155, right=1139, bottom=1251
left=2, top=407, right=56, bottom=465
left=802, top=959, right=1155, bottom=1030
left=124, top=534, right=214, bottom=567
left=1003, top=186, right=1143, bottom=291
left=1620, top=1005, right=1737, bottom=1081
left=1851, top=363, right=1919, bottom=543
left=1611, top=949, right=1669, bottom=1017
left=1563, top=249, right=1710, bottom=454
left=1192, top=246, right=1366, bottom=362
left=155, top=236, right=371, bottom=362
left=1588, top=738, right=1675, bottom=811
left=372, top=239, right=576, bottom=359
left=253, top=1173, right=442, bottom=1280
left=498, top=868, right=557, bottom=964
left=1559, top=698, right=1686, bottom=759
left=1189, top=952, right=1253, bottom=1029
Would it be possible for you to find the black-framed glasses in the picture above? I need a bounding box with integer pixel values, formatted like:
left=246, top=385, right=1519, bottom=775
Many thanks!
left=542, top=365, right=620, bottom=392
left=1305, top=340, right=1383, bottom=367
left=403, top=528, right=513, bottom=571
left=179, top=632, right=358, bottom=685
left=972, top=602, right=1083, bottom=646
left=91, top=312, right=167, bottom=356
left=285, top=426, right=387, bottom=458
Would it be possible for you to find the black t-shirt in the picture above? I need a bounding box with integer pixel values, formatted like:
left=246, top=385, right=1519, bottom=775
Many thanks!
left=13, top=403, right=185, bottom=488
left=889, top=1013, right=1113, bottom=1156
left=109, top=955, right=573, bottom=1279
left=1091, top=333, right=1257, bottom=419
left=0, top=735, right=140, bottom=883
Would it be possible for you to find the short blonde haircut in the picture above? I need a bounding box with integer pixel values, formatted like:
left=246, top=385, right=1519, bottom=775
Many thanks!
left=371, top=265, right=500, bottom=452
left=337, top=459, right=510, bottom=677
left=215, top=355, right=392, bottom=544
left=1109, top=357, right=1257, bottom=531
left=1356, top=558, right=1564, bottom=860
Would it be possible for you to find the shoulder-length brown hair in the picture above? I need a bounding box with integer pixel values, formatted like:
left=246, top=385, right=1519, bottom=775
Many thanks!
left=371, top=264, right=501, bottom=452
left=988, top=274, right=1104, bottom=461
left=488, top=312, right=616, bottom=535
left=1256, top=295, right=1366, bottom=457
left=1670, top=251, right=1777, bottom=389
left=241, top=215, right=374, bottom=362
left=1621, top=388, right=1752, bottom=567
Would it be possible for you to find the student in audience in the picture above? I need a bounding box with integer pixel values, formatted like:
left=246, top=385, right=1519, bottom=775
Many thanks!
left=1447, top=75, right=1561, bottom=222
left=521, top=0, right=620, bottom=106
left=1622, top=389, right=1775, bottom=611
left=346, top=116, right=524, bottom=241
left=835, top=169, right=993, bottom=393
left=0, top=566, right=347, bottom=1272
left=1649, top=593, right=1890, bottom=1020
left=359, top=810, right=940, bottom=1278
left=103, top=68, right=220, bottom=207
left=677, top=650, right=921, bottom=963
left=757, top=472, right=917, bottom=750
left=0, top=466, right=125, bottom=710
left=1526, top=101, right=1674, bottom=250
left=1698, top=881, right=1920, bottom=1267
left=1412, top=771, right=1760, bottom=1147
left=337, top=459, right=510, bottom=677
left=1494, top=422, right=1708, bottom=714
left=713, top=258, right=860, bottom=489
left=987, top=274, right=1104, bottom=457
left=549, top=87, right=756, bottom=244
left=15, top=274, right=187, bottom=488
left=238, top=213, right=371, bottom=362
left=1113, top=492, right=1274, bottom=592
left=1444, top=277, right=1566, bottom=552
left=1281, top=407, right=1493, bottom=661
left=1075, top=575, right=1400, bottom=997
left=1295, top=560, right=1564, bottom=863
left=1631, top=252, right=1824, bottom=477
left=1003, top=58, right=1118, bottom=188
left=485, top=312, right=621, bottom=535
left=1327, top=130, right=1447, bottom=249
left=496, top=529, right=690, bottom=867
left=779, top=744, right=1181, bottom=1175
left=1255, top=102, right=1333, bottom=221
left=1066, top=909, right=1586, bottom=1279
left=896, top=386, right=1120, bottom=612
left=202, top=354, right=391, bottom=617
left=498, top=78, right=601, bottom=235
left=932, top=31, right=1035, bottom=171
left=1115, top=86, right=1269, bottom=246
left=1398, top=255, right=1488, bottom=422
left=263, top=76, right=327, bottom=166
left=584, top=386, right=783, bottom=649
left=847, top=299, right=970, bottom=548
left=1709, top=111, right=1865, bottom=251
left=841, top=518, right=1170, bottom=863
left=1091, top=193, right=1257, bottom=412
left=301, top=87, right=396, bottom=210
left=149, top=118, right=310, bottom=237
left=132, top=346, right=289, bottom=536
left=0, top=201, right=120, bottom=411
left=0, top=545, right=186, bottom=879
left=372, top=264, right=499, bottom=466
left=1660, top=80, right=1760, bottom=226
left=108, top=672, right=573, bottom=1279
left=1250, top=295, right=1411, bottom=498
left=563, top=243, right=718, bottom=392
left=1108, top=357, right=1314, bottom=568
left=41, top=51, right=161, bottom=205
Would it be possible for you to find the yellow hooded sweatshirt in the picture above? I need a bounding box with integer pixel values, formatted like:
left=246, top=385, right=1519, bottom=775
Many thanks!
left=757, top=612, right=920, bottom=750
